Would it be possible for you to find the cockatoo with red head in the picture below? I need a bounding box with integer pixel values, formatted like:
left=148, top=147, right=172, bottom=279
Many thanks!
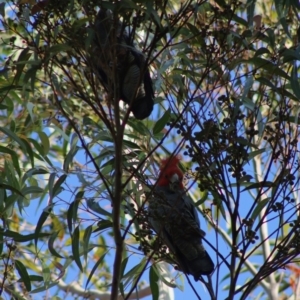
left=148, top=156, right=214, bottom=280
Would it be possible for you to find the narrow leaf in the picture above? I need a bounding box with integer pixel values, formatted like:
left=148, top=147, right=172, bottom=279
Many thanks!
left=120, top=256, right=129, bottom=278
left=250, top=198, right=270, bottom=221
left=48, top=173, right=56, bottom=199
left=291, top=64, right=300, bottom=99
left=0, top=228, right=3, bottom=255
left=83, top=225, right=93, bottom=262
left=52, top=174, right=67, bottom=198
left=0, top=145, right=21, bottom=176
left=242, top=181, right=275, bottom=191
left=67, top=201, right=75, bottom=234
left=0, top=127, right=28, bottom=158
left=153, top=109, right=171, bottom=135
left=38, top=131, right=50, bottom=155
left=35, top=205, right=52, bottom=249
left=85, top=253, right=107, bottom=289
left=41, top=260, right=51, bottom=289
left=15, top=260, right=31, bottom=291
left=149, top=265, right=159, bottom=300
left=72, top=225, right=83, bottom=272
left=14, top=48, right=31, bottom=84
left=93, top=220, right=113, bottom=232
left=1, top=230, right=50, bottom=242
left=48, top=232, right=64, bottom=258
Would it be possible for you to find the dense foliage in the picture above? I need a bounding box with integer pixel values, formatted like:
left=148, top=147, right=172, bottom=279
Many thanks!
left=1, top=0, right=300, bottom=299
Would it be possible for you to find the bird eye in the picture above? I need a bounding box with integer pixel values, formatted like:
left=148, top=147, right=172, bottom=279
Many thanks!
left=165, top=175, right=168, bottom=178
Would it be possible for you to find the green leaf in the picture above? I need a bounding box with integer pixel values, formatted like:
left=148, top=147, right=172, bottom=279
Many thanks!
left=232, top=13, right=248, bottom=27
left=86, top=198, right=112, bottom=216
left=291, top=64, right=300, bottom=99
left=153, top=109, right=171, bottom=135
left=254, top=47, right=270, bottom=57
left=52, top=174, right=67, bottom=199
left=0, top=127, right=31, bottom=162
left=211, top=190, right=227, bottom=221
left=0, top=228, right=3, bottom=255
left=72, top=225, right=83, bottom=272
left=146, top=4, right=162, bottom=28
left=22, top=167, right=49, bottom=185
left=266, top=28, right=275, bottom=49
left=63, top=142, right=79, bottom=173
left=48, top=173, right=56, bottom=199
left=41, top=260, right=51, bottom=289
left=246, top=0, right=255, bottom=27
left=38, top=131, right=50, bottom=155
left=255, top=77, right=277, bottom=89
left=123, top=257, right=146, bottom=280
left=18, top=275, right=43, bottom=282
left=23, top=66, right=39, bottom=92
left=120, top=256, right=129, bottom=278
left=47, top=43, right=73, bottom=55
left=126, top=119, right=151, bottom=135
left=14, top=48, right=32, bottom=84
left=15, top=260, right=31, bottom=291
left=123, top=139, right=141, bottom=150
left=29, top=138, right=53, bottom=166
left=0, top=2, right=5, bottom=18
left=279, top=17, right=291, bottom=39
left=48, top=231, right=64, bottom=258
left=85, top=252, right=107, bottom=289
left=247, top=57, right=289, bottom=80
left=153, top=264, right=177, bottom=288
left=238, top=175, right=253, bottom=183
left=35, top=205, right=52, bottom=249
left=0, top=145, right=21, bottom=176
left=242, top=181, right=275, bottom=191
left=241, top=76, right=253, bottom=103
left=122, top=258, right=148, bottom=289
left=21, top=137, right=34, bottom=167
left=250, top=198, right=271, bottom=221
left=21, top=186, right=44, bottom=196
left=0, top=230, right=50, bottom=242
left=247, top=148, right=266, bottom=160
left=67, top=192, right=81, bottom=234
left=195, top=190, right=208, bottom=206
left=83, top=225, right=93, bottom=262
left=0, top=183, right=23, bottom=197
left=30, top=281, right=59, bottom=294
left=93, top=220, right=113, bottom=232
left=67, top=201, right=75, bottom=234
left=149, top=265, right=159, bottom=300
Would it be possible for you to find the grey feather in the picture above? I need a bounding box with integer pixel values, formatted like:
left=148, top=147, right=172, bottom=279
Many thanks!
left=148, top=186, right=214, bottom=279
left=93, top=9, right=154, bottom=120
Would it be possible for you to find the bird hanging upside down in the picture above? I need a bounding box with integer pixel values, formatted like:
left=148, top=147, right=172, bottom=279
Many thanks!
left=93, top=9, right=154, bottom=120
left=148, top=156, right=215, bottom=280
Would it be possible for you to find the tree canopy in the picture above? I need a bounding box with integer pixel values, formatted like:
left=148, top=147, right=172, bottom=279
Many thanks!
left=1, top=0, right=300, bottom=299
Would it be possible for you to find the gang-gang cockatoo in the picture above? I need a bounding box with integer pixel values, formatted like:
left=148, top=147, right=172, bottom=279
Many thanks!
left=148, top=156, right=214, bottom=280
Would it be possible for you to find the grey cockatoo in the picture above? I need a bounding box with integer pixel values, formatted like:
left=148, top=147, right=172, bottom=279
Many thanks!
left=93, top=9, right=154, bottom=120
left=148, top=156, right=215, bottom=280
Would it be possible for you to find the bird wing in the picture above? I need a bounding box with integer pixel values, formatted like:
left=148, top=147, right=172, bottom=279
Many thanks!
left=93, top=9, right=154, bottom=119
left=121, top=52, right=141, bottom=103
left=182, top=193, right=206, bottom=237
left=122, top=51, right=154, bottom=119
left=149, top=187, right=203, bottom=252
left=148, top=186, right=214, bottom=277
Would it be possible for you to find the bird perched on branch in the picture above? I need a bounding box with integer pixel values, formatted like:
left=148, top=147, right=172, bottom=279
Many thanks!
left=148, top=156, right=214, bottom=280
left=93, top=9, right=154, bottom=120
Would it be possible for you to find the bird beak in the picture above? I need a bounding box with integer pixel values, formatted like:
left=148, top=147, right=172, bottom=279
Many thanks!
left=170, top=173, right=179, bottom=183
left=169, top=173, right=180, bottom=191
